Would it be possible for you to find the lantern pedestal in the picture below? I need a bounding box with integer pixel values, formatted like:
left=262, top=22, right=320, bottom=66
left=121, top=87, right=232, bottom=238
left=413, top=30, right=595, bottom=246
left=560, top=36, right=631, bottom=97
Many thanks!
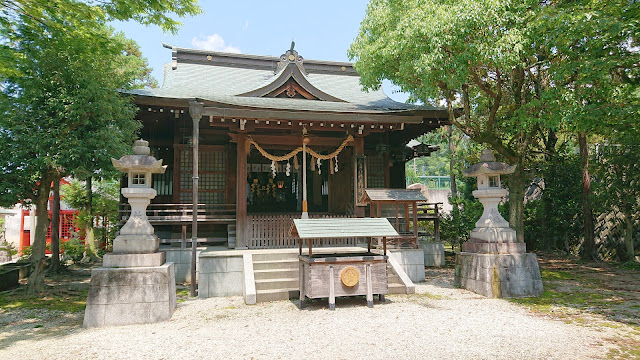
left=84, top=139, right=176, bottom=328
left=454, top=149, right=543, bottom=298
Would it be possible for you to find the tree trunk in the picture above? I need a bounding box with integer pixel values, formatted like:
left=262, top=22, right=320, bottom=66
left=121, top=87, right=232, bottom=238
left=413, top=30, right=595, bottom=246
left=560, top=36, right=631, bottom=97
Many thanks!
left=83, top=176, right=99, bottom=262
left=542, top=130, right=558, bottom=249
left=623, top=210, right=635, bottom=262
left=508, top=159, right=526, bottom=244
left=448, top=97, right=461, bottom=251
left=27, top=173, right=53, bottom=294
left=50, top=174, right=61, bottom=272
left=578, top=132, right=596, bottom=260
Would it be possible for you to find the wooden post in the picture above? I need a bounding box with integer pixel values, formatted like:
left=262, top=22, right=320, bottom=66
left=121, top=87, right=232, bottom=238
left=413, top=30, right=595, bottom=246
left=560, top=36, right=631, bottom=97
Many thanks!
left=299, top=261, right=305, bottom=309
left=413, top=202, right=418, bottom=240
left=366, top=263, right=373, bottom=308
left=367, top=238, right=371, bottom=253
left=383, top=236, right=387, bottom=256
left=434, top=204, right=440, bottom=242
left=404, top=204, right=410, bottom=233
left=181, top=225, right=187, bottom=249
left=395, top=202, right=399, bottom=231
left=354, top=136, right=365, bottom=218
left=328, top=265, right=335, bottom=310
left=236, top=134, right=248, bottom=248
left=308, top=239, right=312, bottom=257
left=189, top=101, right=203, bottom=297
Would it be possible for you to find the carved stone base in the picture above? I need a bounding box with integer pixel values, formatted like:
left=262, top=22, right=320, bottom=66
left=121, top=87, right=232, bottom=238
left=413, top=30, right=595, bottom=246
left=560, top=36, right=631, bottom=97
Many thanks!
left=462, top=241, right=526, bottom=254
left=83, top=263, right=176, bottom=328
left=454, top=252, right=543, bottom=298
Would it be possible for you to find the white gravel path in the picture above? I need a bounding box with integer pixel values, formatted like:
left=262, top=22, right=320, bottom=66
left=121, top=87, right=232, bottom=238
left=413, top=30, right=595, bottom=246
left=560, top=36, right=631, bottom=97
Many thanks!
left=0, top=270, right=617, bottom=360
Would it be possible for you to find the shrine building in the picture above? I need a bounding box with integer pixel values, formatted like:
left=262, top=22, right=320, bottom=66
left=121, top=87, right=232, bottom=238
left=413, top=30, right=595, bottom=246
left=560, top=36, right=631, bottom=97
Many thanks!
left=126, top=43, right=447, bottom=250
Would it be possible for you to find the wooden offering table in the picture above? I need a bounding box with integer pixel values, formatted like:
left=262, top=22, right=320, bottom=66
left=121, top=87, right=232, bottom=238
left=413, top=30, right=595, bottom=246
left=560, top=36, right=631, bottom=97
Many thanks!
left=290, top=218, right=399, bottom=310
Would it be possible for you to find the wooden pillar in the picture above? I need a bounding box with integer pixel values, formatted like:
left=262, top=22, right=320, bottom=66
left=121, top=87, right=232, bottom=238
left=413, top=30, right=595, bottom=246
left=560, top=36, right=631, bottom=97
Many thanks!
left=189, top=101, right=203, bottom=297
left=383, top=133, right=390, bottom=188
left=354, top=136, right=365, bottom=218
left=404, top=204, right=410, bottom=233
left=236, top=134, right=248, bottom=249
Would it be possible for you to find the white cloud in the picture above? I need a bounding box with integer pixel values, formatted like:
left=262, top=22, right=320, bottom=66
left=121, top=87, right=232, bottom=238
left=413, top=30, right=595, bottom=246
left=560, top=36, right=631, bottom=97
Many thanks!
left=191, top=34, right=241, bottom=53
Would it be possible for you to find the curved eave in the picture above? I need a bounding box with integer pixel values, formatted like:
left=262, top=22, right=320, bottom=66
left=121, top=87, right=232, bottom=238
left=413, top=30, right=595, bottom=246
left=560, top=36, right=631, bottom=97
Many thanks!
left=238, top=63, right=346, bottom=102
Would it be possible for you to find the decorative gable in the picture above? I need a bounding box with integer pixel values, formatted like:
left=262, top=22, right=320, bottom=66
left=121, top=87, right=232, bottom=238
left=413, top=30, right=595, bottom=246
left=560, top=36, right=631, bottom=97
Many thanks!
left=238, top=43, right=345, bottom=102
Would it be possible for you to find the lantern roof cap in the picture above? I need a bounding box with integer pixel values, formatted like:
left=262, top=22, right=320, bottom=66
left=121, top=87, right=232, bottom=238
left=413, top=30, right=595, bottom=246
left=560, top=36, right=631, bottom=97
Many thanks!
left=463, top=149, right=516, bottom=177
left=111, top=139, right=167, bottom=174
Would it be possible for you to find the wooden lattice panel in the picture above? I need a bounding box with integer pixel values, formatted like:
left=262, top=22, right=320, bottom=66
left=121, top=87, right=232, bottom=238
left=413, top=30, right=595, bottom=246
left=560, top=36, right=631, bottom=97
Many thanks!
left=177, top=145, right=227, bottom=204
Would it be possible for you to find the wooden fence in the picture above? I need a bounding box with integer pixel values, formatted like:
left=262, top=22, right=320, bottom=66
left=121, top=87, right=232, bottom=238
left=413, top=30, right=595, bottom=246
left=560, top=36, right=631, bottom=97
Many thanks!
left=247, top=213, right=357, bottom=249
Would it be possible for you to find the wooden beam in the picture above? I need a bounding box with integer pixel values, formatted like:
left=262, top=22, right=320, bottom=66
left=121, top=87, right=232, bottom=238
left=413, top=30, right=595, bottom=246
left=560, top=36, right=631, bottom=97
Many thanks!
left=200, top=106, right=423, bottom=124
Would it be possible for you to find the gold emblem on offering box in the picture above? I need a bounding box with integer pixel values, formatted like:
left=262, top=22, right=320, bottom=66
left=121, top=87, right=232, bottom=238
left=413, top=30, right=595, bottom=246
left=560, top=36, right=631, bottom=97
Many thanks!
left=340, top=266, right=359, bottom=287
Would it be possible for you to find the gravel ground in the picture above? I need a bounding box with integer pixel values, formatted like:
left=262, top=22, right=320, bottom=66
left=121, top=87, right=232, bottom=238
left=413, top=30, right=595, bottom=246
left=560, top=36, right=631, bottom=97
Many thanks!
left=0, top=269, right=619, bottom=360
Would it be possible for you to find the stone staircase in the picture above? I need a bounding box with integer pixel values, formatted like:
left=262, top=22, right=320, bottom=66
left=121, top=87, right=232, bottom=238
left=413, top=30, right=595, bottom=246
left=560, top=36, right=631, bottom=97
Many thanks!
left=248, top=250, right=411, bottom=304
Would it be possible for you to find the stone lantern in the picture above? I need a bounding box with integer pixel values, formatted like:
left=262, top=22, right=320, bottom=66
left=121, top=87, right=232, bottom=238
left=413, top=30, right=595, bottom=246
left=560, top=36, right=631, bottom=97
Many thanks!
left=108, top=139, right=167, bottom=256
left=84, top=139, right=176, bottom=328
left=454, top=149, right=542, bottom=298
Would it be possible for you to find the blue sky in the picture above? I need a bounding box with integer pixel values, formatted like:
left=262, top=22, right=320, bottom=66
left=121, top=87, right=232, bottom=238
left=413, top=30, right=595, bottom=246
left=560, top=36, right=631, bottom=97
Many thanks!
left=112, top=0, right=409, bottom=102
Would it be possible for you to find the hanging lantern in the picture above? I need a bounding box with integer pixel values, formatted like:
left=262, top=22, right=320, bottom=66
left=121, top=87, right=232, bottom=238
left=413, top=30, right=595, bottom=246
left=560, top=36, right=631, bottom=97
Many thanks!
left=277, top=180, right=284, bottom=189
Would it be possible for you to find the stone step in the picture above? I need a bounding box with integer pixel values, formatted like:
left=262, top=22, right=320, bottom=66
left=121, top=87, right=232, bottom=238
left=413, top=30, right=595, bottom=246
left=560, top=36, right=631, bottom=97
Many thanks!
left=255, top=278, right=298, bottom=291
left=252, top=252, right=298, bottom=262
left=254, top=268, right=299, bottom=280
left=256, top=288, right=298, bottom=303
left=253, top=259, right=298, bottom=270
left=388, top=283, right=406, bottom=294
left=387, top=274, right=401, bottom=283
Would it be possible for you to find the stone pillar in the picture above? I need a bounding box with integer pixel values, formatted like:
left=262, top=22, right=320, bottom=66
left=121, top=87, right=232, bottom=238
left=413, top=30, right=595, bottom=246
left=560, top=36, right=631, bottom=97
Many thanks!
left=236, top=134, right=248, bottom=249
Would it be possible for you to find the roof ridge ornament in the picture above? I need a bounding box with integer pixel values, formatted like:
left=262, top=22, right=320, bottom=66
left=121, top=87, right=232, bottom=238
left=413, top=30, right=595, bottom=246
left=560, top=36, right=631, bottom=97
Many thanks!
left=277, top=42, right=306, bottom=75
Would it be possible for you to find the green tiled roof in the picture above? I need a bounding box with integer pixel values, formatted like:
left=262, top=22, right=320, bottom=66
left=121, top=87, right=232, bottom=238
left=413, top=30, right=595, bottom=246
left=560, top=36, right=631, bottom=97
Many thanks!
left=129, top=46, right=443, bottom=116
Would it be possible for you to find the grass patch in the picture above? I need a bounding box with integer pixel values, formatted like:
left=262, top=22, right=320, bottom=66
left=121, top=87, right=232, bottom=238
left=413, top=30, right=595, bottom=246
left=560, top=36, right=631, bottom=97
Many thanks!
left=540, top=269, right=577, bottom=281
left=0, top=287, right=87, bottom=313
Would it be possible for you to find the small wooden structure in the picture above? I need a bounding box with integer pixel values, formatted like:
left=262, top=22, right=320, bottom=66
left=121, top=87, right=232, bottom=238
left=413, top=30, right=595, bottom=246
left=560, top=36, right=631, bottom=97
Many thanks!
left=360, top=189, right=428, bottom=248
left=290, top=218, right=399, bottom=310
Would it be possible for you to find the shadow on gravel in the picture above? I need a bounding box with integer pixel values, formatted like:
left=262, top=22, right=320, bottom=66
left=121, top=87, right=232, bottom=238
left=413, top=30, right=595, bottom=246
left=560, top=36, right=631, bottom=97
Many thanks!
left=290, top=295, right=393, bottom=311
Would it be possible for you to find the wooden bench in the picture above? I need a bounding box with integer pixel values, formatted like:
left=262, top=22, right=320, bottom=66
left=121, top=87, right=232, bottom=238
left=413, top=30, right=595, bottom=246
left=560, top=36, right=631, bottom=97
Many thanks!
left=290, top=218, right=399, bottom=310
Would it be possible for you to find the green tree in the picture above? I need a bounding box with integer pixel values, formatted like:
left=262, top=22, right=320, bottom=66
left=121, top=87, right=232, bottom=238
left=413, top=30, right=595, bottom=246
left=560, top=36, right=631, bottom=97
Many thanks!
left=350, top=0, right=546, bottom=243
left=0, top=17, right=147, bottom=293
left=350, top=0, right=640, bottom=254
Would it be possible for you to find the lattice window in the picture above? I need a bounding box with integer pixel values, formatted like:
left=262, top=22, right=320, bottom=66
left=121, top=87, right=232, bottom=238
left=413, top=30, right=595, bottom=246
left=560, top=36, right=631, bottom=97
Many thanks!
left=367, top=155, right=385, bottom=188
left=178, top=146, right=227, bottom=204
left=132, top=173, right=146, bottom=186
left=60, top=214, right=76, bottom=239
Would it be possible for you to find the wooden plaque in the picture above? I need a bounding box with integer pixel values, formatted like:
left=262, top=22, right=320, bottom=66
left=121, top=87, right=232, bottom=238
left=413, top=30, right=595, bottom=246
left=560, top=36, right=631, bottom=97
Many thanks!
left=340, top=266, right=359, bottom=287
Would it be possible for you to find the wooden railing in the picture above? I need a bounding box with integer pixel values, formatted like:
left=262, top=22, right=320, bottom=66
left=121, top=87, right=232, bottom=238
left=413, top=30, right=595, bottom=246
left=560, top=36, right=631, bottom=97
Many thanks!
left=119, top=203, right=236, bottom=224
left=247, top=213, right=357, bottom=249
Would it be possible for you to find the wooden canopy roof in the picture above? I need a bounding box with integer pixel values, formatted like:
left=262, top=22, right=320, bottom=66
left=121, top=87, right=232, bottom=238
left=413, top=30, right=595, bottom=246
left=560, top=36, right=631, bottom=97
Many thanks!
left=360, top=189, right=427, bottom=204
left=290, top=218, right=399, bottom=239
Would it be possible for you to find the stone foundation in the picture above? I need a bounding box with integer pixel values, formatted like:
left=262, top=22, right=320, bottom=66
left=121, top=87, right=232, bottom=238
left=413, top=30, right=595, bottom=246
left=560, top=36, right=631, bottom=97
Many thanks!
left=83, top=263, right=176, bottom=328
left=162, top=248, right=202, bottom=283
left=419, top=241, right=446, bottom=267
left=389, top=249, right=425, bottom=282
left=454, top=252, right=543, bottom=298
left=198, top=253, right=243, bottom=297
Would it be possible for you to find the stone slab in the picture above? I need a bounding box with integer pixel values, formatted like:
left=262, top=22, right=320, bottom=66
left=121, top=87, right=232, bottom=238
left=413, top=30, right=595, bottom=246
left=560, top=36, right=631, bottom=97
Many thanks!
left=102, top=252, right=165, bottom=268
left=83, top=263, right=176, bottom=328
left=198, top=253, right=244, bottom=298
left=113, top=234, right=159, bottom=254
left=462, top=242, right=526, bottom=254
left=454, top=252, right=543, bottom=298
left=470, top=227, right=516, bottom=243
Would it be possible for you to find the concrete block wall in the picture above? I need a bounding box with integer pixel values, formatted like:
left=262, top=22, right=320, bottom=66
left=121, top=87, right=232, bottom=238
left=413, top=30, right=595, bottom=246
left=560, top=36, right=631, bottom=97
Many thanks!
left=162, top=248, right=202, bottom=283
left=419, top=241, right=446, bottom=267
left=389, top=249, right=425, bottom=282
left=198, top=254, right=244, bottom=298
